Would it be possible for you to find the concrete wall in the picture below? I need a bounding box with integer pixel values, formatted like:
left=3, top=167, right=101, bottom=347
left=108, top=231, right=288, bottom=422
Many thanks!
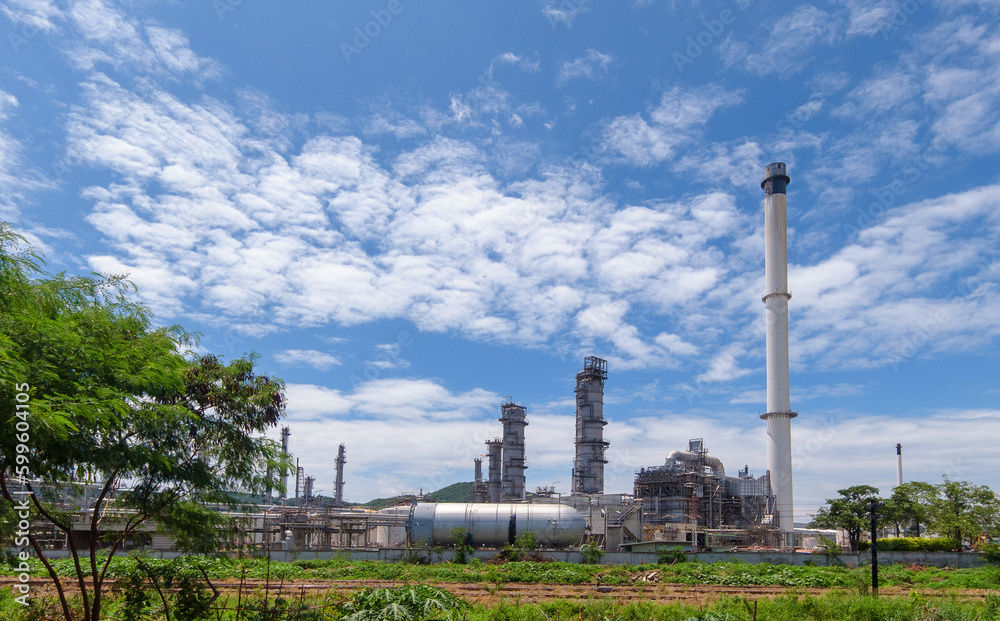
left=38, top=548, right=988, bottom=568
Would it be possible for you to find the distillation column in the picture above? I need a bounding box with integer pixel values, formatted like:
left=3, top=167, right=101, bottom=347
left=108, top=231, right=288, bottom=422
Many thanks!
left=761, top=162, right=797, bottom=534
left=499, top=400, right=528, bottom=501
left=473, top=458, right=487, bottom=502
left=334, top=443, right=347, bottom=504
left=486, top=439, right=503, bottom=503
left=572, top=356, right=609, bottom=495
left=280, top=426, right=290, bottom=501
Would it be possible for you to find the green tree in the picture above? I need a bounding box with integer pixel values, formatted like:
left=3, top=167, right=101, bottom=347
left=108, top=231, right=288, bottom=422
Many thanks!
left=0, top=224, right=287, bottom=621
left=928, top=477, right=999, bottom=545
left=885, top=481, right=938, bottom=537
left=449, top=526, right=473, bottom=564
left=808, top=485, right=882, bottom=552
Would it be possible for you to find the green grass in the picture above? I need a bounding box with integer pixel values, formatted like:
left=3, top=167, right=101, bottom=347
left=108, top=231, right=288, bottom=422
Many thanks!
left=1, top=588, right=998, bottom=621
left=5, top=555, right=1000, bottom=590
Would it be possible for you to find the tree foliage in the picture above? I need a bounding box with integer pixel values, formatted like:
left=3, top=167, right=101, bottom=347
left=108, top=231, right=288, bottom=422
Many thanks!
left=884, top=481, right=938, bottom=537
left=810, top=477, right=1000, bottom=551
left=0, top=223, right=288, bottom=621
left=928, top=477, right=999, bottom=545
left=808, top=485, right=882, bottom=552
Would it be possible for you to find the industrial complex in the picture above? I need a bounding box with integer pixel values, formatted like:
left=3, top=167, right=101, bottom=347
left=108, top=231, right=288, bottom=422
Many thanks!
left=18, top=163, right=818, bottom=556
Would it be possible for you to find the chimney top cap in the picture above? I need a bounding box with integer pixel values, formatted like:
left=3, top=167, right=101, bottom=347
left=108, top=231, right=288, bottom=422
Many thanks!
left=761, top=162, right=790, bottom=189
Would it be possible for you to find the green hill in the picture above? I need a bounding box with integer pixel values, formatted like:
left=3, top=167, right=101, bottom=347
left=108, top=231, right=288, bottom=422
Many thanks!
left=357, top=482, right=474, bottom=509
left=426, top=481, right=473, bottom=503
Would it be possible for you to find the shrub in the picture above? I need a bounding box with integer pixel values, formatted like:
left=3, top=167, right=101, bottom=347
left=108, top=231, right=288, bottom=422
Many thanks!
left=580, top=542, right=604, bottom=565
left=339, top=585, right=466, bottom=620
left=859, top=537, right=961, bottom=552
left=658, top=546, right=686, bottom=565
left=983, top=543, right=1000, bottom=565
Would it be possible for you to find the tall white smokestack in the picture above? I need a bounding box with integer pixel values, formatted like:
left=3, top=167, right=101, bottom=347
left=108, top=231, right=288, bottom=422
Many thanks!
left=896, top=443, right=903, bottom=487
left=761, top=162, right=796, bottom=534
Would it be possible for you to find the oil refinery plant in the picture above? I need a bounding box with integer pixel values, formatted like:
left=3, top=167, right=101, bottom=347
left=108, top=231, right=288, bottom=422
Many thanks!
left=16, top=163, right=810, bottom=556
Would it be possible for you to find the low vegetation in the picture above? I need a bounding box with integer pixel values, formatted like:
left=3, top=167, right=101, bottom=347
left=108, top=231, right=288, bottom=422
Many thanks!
left=2, top=553, right=1000, bottom=619
left=6, top=554, right=1000, bottom=589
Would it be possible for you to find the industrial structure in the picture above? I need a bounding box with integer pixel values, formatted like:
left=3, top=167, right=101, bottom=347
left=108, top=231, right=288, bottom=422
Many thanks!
left=279, top=426, right=290, bottom=501
left=485, top=438, right=503, bottom=503
left=499, top=399, right=528, bottom=501
left=334, top=443, right=347, bottom=505
left=472, top=458, right=486, bottom=502
left=761, top=162, right=797, bottom=534
left=896, top=443, right=903, bottom=487
left=22, top=163, right=813, bottom=556
left=407, top=502, right=586, bottom=548
left=633, top=439, right=777, bottom=548
left=572, top=356, right=609, bottom=495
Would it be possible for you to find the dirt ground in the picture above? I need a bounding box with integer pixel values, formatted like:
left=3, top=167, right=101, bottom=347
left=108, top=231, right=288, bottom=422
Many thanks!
left=4, top=577, right=995, bottom=606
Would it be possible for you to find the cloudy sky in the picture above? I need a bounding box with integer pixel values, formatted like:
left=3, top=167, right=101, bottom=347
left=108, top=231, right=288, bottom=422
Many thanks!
left=2, top=0, right=999, bottom=523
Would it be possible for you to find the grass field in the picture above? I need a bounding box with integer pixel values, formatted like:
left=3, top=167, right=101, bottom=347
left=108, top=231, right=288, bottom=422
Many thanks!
left=2, top=555, right=998, bottom=620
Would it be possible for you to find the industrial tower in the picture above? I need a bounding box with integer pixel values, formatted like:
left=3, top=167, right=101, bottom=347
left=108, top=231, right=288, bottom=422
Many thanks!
left=499, top=400, right=528, bottom=500
left=279, top=426, right=290, bottom=501
left=472, top=458, right=487, bottom=503
left=485, top=439, right=503, bottom=503
left=334, top=443, right=347, bottom=504
left=572, top=356, right=609, bottom=495
left=760, top=162, right=796, bottom=534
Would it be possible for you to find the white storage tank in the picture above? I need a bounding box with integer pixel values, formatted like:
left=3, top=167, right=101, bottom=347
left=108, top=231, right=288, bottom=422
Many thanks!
left=407, top=502, right=586, bottom=548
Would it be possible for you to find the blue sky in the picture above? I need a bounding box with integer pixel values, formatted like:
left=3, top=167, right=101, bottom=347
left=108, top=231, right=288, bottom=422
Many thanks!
left=2, top=0, right=998, bottom=523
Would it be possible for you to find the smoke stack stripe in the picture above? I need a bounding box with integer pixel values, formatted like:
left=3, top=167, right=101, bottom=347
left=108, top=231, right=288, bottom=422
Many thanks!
left=760, top=162, right=797, bottom=534
left=896, top=443, right=903, bottom=487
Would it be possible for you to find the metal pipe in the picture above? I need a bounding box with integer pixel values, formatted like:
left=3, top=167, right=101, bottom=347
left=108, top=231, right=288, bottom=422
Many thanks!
left=760, top=162, right=796, bottom=534
left=665, top=450, right=726, bottom=478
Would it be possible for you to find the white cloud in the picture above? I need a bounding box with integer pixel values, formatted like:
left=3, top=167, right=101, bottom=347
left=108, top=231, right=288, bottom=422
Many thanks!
left=840, top=0, right=898, bottom=37
left=557, top=50, right=613, bottom=85
left=696, top=343, right=751, bottom=383
left=790, top=185, right=1000, bottom=369
left=275, top=349, right=342, bottom=371
left=599, top=86, right=743, bottom=166
left=1, top=0, right=61, bottom=32
left=0, top=91, right=51, bottom=220
left=720, top=5, right=842, bottom=75
left=51, top=0, right=220, bottom=79
left=541, top=1, right=589, bottom=29
left=495, top=52, right=540, bottom=73
left=66, top=59, right=1000, bottom=378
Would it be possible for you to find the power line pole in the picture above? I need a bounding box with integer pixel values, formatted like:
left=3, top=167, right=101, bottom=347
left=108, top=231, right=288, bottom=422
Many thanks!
left=869, top=498, right=881, bottom=597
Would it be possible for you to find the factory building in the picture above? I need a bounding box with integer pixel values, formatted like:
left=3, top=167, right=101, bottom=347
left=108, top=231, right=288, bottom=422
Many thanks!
left=633, top=439, right=777, bottom=549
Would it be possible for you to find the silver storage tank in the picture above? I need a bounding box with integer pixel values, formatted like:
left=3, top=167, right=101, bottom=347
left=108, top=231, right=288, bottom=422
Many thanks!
left=406, top=502, right=586, bottom=548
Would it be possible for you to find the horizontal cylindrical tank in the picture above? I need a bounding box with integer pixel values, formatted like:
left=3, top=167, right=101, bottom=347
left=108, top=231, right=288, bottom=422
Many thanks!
left=407, top=502, right=586, bottom=548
